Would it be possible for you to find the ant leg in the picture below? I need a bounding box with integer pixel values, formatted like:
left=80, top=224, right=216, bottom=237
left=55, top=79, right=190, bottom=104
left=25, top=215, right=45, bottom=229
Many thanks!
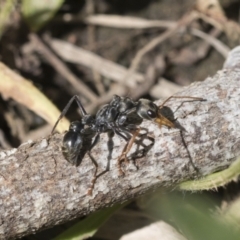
left=179, top=130, right=199, bottom=175
left=90, top=133, right=100, bottom=149
left=87, top=151, right=98, bottom=196
left=85, top=133, right=100, bottom=195
left=159, top=96, right=205, bottom=109
left=117, top=128, right=141, bottom=176
left=106, top=131, right=114, bottom=172
left=155, top=113, right=176, bottom=129
left=114, top=129, right=130, bottom=142
left=113, top=129, right=130, bottom=175
left=87, top=132, right=114, bottom=195
left=87, top=131, right=125, bottom=195
left=51, top=95, right=87, bottom=134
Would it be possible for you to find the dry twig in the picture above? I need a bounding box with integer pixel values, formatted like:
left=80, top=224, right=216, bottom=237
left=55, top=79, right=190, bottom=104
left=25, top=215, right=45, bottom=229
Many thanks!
left=29, top=33, right=98, bottom=102
left=84, top=14, right=176, bottom=29
left=46, top=37, right=144, bottom=87
left=190, top=28, right=230, bottom=57
left=124, top=11, right=199, bottom=83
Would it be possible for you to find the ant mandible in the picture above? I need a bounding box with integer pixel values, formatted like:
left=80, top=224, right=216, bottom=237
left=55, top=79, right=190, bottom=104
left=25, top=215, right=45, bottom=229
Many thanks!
left=51, top=94, right=205, bottom=194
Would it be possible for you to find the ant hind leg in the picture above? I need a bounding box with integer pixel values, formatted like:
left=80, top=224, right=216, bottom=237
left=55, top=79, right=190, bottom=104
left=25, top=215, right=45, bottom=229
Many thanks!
left=87, top=151, right=99, bottom=196
left=51, top=95, right=87, bottom=134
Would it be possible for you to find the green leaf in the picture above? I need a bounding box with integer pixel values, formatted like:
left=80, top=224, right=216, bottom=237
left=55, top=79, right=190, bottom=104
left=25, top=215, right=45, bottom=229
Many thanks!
left=0, top=0, right=16, bottom=38
left=141, top=191, right=240, bottom=240
left=54, top=203, right=125, bottom=240
left=22, top=0, right=64, bottom=31
left=178, top=156, right=240, bottom=191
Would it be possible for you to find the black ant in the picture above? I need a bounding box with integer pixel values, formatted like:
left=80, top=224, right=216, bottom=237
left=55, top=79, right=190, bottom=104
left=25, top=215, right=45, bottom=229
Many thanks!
left=51, top=95, right=205, bottom=195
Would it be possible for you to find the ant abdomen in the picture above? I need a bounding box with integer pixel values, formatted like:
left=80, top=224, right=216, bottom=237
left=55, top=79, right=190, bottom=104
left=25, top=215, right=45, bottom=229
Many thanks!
left=62, top=121, right=84, bottom=166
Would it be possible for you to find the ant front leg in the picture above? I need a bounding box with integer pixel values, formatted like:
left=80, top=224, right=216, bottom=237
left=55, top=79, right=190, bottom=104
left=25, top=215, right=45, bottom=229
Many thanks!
left=117, top=128, right=141, bottom=176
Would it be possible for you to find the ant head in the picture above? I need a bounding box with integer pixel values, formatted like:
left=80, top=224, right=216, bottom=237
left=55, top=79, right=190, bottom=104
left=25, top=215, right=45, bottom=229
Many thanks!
left=136, top=99, right=158, bottom=120
left=136, top=99, right=175, bottom=128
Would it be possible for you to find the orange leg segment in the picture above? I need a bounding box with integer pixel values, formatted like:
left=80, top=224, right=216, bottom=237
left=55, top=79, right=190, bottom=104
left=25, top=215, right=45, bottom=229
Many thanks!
left=155, top=96, right=205, bottom=128
left=117, top=128, right=141, bottom=176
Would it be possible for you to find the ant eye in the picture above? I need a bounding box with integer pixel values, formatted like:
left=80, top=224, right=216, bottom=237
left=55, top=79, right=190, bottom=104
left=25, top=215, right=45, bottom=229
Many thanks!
left=147, top=110, right=157, bottom=118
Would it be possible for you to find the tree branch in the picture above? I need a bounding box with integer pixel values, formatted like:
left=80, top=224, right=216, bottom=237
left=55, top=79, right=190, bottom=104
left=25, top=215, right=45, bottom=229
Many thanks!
left=1, top=68, right=240, bottom=239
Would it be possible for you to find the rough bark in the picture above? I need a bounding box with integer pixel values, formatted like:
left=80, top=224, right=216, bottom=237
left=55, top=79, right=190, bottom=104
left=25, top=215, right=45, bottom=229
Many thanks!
left=0, top=68, right=240, bottom=239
